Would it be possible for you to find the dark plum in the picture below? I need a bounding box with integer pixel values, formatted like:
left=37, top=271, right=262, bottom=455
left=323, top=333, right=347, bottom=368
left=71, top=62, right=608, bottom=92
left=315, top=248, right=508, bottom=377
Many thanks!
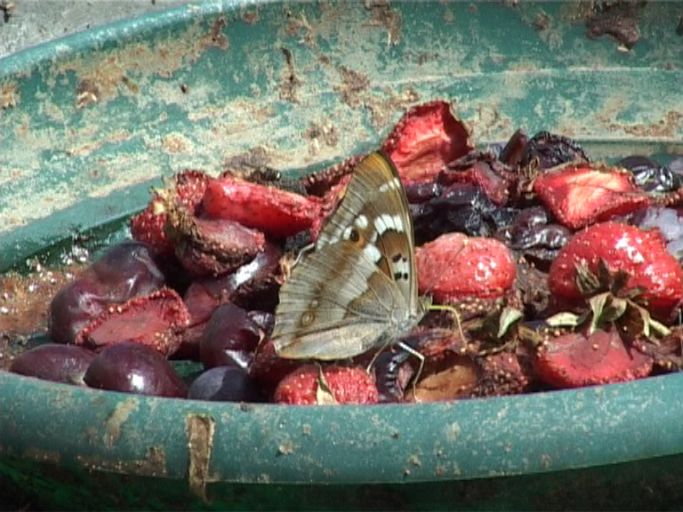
left=84, top=342, right=187, bottom=398
left=89, top=241, right=165, bottom=298
left=247, top=310, right=275, bottom=336
left=199, top=304, right=262, bottom=370
left=497, top=206, right=571, bottom=264
left=183, top=241, right=283, bottom=324
left=9, top=344, right=96, bottom=385
left=520, top=131, right=588, bottom=170
left=411, top=184, right=518, bottom=244
left=48, top=241, right=165, bottom=344
left=187, top=366, right=265, bottom=402
left=374, top=348, right=412, bottom=402
left=617, top=155, right=682, bottom=193
left=48, top=278, right=109, bottom=345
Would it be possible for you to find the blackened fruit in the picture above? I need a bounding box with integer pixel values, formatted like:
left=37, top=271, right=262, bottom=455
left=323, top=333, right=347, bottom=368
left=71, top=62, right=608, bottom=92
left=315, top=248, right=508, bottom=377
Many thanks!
left=411, top=184, right=518, bottom=244
left=199, top=304, right=262, bottom=370
left=48, top=242, right=165, bottom=344
left=83, top=342, right=187, bottom=398
left=520, top=131, right=588, bottom=170
left=9, top=344, right=96, bottom=385
left=187, top=366, right=265, bottom=402
left=617, top=155, right=682, bottom=193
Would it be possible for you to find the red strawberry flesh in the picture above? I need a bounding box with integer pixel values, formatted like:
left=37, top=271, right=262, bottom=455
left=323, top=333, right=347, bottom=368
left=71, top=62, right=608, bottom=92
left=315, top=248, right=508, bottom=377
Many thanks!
left=381, top=100, right=472, bottom=184
left=533, top=165, right=650, bottom=229
left=202, top=175, right=322, bottom=238
left=75, top=288, right=191, bottom=356
left=534, top=329, right=653, bottom=388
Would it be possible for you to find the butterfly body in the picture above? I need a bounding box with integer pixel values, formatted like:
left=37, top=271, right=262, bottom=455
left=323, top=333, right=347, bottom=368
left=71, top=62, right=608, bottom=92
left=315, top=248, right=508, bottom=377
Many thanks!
left=272, top=152, right=424, bottom=360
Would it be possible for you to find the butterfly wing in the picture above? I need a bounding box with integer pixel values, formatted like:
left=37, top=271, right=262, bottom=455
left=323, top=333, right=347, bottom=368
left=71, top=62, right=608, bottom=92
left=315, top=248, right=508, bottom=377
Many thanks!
left=272, top=240, right=409, bottom=359
left=272, top=152, right=422, bottom=360
left=315, top=152, right=420, bottom=315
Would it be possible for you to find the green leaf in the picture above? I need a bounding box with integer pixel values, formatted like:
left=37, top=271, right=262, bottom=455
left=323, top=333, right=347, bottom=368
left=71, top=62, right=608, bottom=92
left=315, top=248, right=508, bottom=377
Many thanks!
left=497, top=307, right=523, bottom=338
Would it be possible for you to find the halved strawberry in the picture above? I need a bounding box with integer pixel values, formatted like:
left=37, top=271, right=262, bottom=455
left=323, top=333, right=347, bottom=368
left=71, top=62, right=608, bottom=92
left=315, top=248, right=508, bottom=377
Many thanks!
left=549, top=222, right=683, bottom=319
left=130, top=170, right=211, bottom=256
left=416, top=233, right=516, bottom=302
left=533, top=163, right=650, bottom=229
left=273, top=364, right=379, bottom=405
left=166, top=207, right=265, bottom=277
left=74, top=288, right=191, bottom=356
left=534, top=328, right=653, bottom=388
left=381, top=100, right=472, bottom=184
left=202, top=175, right=323, bottom=238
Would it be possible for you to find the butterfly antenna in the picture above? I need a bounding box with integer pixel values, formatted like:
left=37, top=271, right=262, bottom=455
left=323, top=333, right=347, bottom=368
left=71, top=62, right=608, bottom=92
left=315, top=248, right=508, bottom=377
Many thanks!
left=396, top=341, right=425, bottom=401
left=428, top=304, right=466, bottom=343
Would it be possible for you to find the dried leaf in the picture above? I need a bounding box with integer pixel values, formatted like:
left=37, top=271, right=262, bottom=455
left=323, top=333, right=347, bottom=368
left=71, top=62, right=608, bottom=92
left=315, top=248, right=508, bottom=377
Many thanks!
left=546, top=312, right=582, bottom=327
left=315, top=367, right=337, bottom=405
left=575, top=262, right=601, bottom=296
left=497, top=307, right=524, bottom=338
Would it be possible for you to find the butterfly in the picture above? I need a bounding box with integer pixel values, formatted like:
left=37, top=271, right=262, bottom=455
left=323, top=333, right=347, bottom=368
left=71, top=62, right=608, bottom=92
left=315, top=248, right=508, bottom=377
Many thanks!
left=271, top=151, right=428, bottom=362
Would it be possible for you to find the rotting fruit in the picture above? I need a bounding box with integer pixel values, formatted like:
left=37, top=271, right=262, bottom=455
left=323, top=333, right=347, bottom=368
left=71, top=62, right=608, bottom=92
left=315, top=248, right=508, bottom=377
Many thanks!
left=6, top=99, right=683, bottom=404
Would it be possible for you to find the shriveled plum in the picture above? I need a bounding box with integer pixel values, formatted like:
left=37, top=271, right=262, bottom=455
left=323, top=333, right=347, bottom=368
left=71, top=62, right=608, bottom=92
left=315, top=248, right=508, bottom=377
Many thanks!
left=520, top=131, right=588, bottom=170
left=188, top=366, right=265, bottom=402
left=10, top=344, right=95, bottom=385
left=411, top=183, right=518, bottom=244
left=83, top=342, right=187, bottom=398
left=629, top=207, right=683, bottom=261
left=617, top=155, right=682, bottom=193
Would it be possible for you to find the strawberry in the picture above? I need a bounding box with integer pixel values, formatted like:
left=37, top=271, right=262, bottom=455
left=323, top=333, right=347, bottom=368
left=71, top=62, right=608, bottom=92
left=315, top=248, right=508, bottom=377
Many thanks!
left=416, top=233, right=516, bottom=302
left=533, top=163, right=650, bottom=229
left=202, top=175, right=323, bottom=238
left=75, top=288, right=191, bottom=356
left=381, top=100, right=472, bottom=184
left=130, top=170, right=211, bottom=256
left=273, top=365, right=379, bottom=405
left=534, top=328, right=653, bottom=388
left=548, top=222, right=683, bottom=318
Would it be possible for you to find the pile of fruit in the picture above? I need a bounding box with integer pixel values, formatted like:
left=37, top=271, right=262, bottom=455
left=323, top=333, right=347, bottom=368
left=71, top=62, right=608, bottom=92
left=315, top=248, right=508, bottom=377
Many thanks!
left=8, top=100, right=683, bottom=405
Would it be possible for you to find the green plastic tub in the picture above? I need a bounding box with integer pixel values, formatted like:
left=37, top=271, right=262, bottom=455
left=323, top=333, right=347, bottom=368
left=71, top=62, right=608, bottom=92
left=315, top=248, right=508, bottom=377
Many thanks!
left=1, top=1, right=682, bottom=509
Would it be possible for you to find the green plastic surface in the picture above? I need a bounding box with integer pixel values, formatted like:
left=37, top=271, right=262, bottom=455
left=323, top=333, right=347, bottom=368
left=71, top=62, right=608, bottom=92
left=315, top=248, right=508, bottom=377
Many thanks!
left=1, top=1, right=683, bottom=509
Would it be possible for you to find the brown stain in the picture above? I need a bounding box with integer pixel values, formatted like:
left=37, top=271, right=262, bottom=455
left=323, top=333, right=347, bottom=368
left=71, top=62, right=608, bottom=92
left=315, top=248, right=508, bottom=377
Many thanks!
left=615, top=111, right=683, bottom=139
left=186, top=414, right=216, bottom=502
left=279, top=47, right=301, bottom=103
left=161, top=133, right=192, bottom=154
left=0, top=81, right=18, bottom=109
left=104, top=398, right=139, bottom=448
left=334, top=65, right=370, bottom=108
left=56, top=16, right=229, bottom=107
left=364, top=1, right=402, bottom=46
left=77, top=445, right=167, bottom=477
left=0, top=261, right=87, bottom=369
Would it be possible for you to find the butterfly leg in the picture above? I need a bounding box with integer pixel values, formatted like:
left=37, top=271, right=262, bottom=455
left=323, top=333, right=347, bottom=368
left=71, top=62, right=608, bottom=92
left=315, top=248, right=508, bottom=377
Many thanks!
left=427, top=303, right=467, bottom=343
left=396, top=341, right=425, bottom=401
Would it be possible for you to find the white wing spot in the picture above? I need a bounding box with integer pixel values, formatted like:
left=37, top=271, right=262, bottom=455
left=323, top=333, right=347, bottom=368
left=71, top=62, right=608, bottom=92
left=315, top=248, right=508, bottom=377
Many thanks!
left=363, top=243, right=382, bottom=263
left=392, top=214, right=405, bottom=232
left=375, top=214, right=396, bottom=234
left=354, top=214, right=368, bottom=229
